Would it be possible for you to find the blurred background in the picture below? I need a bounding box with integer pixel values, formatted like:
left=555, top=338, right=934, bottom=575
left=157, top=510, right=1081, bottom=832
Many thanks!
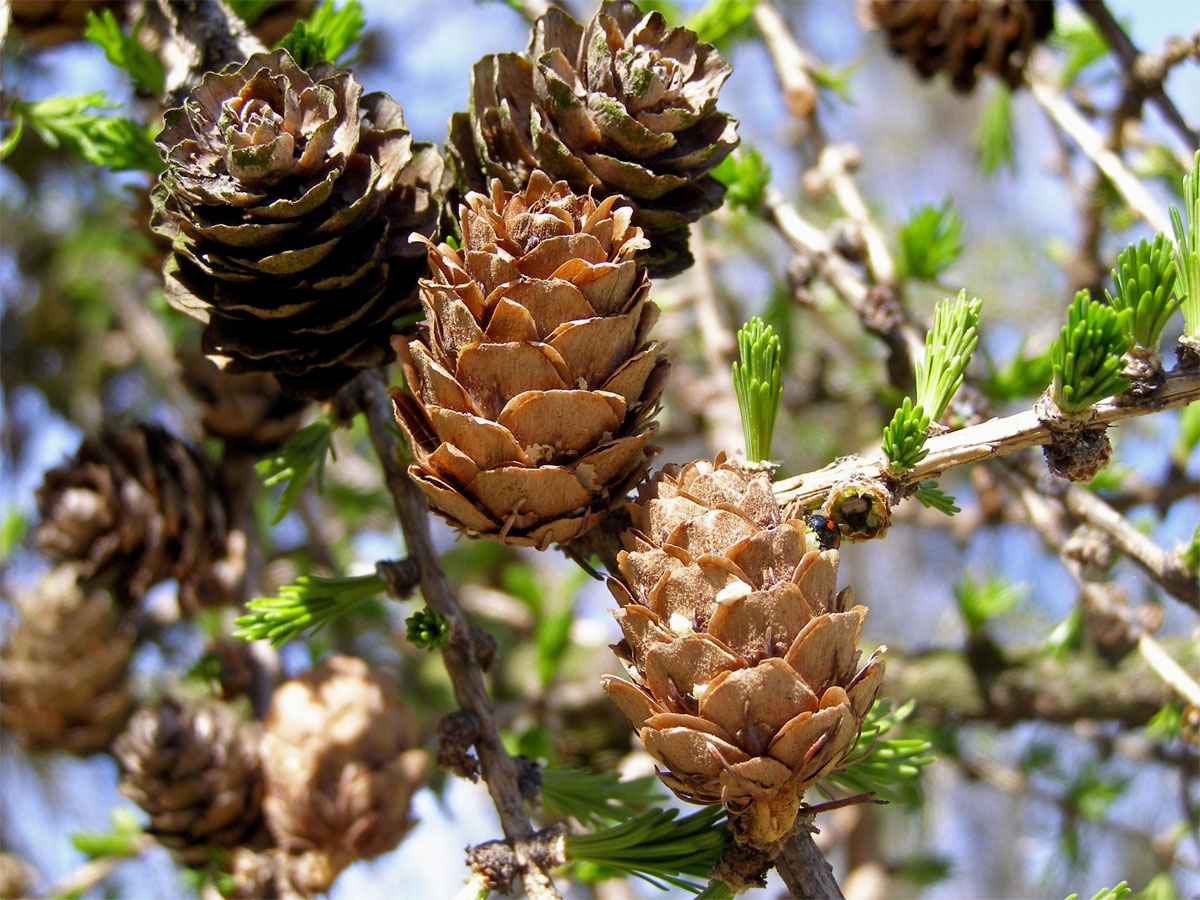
left=1, top=0, right=1198, bottom=897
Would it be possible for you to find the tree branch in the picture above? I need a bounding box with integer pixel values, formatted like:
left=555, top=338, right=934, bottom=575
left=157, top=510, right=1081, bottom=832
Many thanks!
left=776, top=827, right=846, bottom=900
left=1029, top=71, right=1172, bottom=236
left=1077, top=0, right=1199, bottom=149
left=349, top=369, right=560, bottom=900
left=883, top=639, right=1198, bottom=727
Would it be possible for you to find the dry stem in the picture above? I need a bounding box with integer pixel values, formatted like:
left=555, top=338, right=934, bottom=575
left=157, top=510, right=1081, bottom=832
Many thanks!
left=351, top=370, right=561, bottom=900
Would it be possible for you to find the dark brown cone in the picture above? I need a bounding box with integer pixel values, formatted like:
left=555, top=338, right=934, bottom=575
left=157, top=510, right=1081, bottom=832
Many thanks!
left=178, top=352, right=307, bottom=455
left=860, top=0, right=1054, bottom=93
left=33, top=424, right=237, bottom=612
left=391, top=170, right=668, bottom=548
left=151, top=49, right=443, bottom=399
left=262, top=655, right=428, bottom=897
left=447, top=0, right=739, bottom=277
left=602, top=455, right=884, bottom=850
left=0, top=565, right=134, bottom=756
left=114, top=700, right=265, bottom=868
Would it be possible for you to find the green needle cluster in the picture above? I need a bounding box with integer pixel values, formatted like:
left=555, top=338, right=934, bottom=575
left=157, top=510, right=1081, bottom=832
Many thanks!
left=540, top=768, right=664, bottom=826
left=279, top=0, right=365, bottom=68
left=1170, top=151, right=1200, bottom=338
left=566, top=806, right=729, bottom=894
left=257, top=417, right=335, bottom=525
left=404, top=606, right=450, bottom=651
left=821, top=700, right=935, bottom=802
left=1106, top=235, right=1178, bottom=350
left=710, top=145, right=770, bottom=213
left=916, top=291, right=982, bottom=420
left=234, top=572, right=385, bottom=647
left=882, top=397, right=931, bottom=471
left=731, top=318, right=783, bottom=463
left=1050, top=290, right=1131, bottom=414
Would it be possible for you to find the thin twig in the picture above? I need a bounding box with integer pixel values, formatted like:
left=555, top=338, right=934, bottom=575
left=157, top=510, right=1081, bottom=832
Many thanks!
left=776, top=826, right=846, bottom=900
left=349, top=369, right=561, bottom=900
left=1029, top=72, right=1172, bottom=236
left=817, top=144, right=897, bottom=288
left=1077, top=0, right=1199, bottom=149
left=753, top=2, right=819, bottom=122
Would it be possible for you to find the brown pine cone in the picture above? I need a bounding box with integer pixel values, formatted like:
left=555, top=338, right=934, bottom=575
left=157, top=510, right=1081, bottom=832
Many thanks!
left=448, top=0, right=739, bottom=277
left=602, top=455, right=885, bottom=850
left=391, top=170, right=668, bottom=548
left=178, top=352, right=307, bottom=455
left=33, top=424, right=236, bottom=612
left=151, top=49, right=443, bottom=398
left=114, top=700, right=265, bottom=868
left=0, top=565, right=134, bottom=756
left=860, top=0, right=1055, bottom=93
left=261, top=655, right=428, bottom=897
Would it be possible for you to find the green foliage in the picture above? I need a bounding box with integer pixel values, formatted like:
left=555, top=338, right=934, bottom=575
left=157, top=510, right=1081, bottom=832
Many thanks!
left=227, top=0, right=277, bottom=26
left=1142, top=703, right=1184, bottom=741
left=732, top=318, right=783, bottom=462
left=916, top=481, right=960, bottom=515
left=565, top=806, right=730, bottom=894
left=1050, top=10, right=1110, bottom=86
left=1175, top=401, right=1200, bottom=463
left=70, top=808, right=142, bottom=860
left=974, top=82, right=1015, bottom=176
left=1067, top=760, right=1130, bottom=821
left=695, top=882, right=735, bottom=900
left=498, top=560, right=586, bottom=689
left=821, top=700, right=936, bottom=803
left=916, top=291, right=982, bottom=420
left=0, top=508, right=29, bottom=563
left=405, top=606, right=450, bottom=651
left=1134, top=873, right=1178, bottom=900
left=1169, top=152, right=1200, bottom=337
left=540, top=767, right=665, bottom=826
left=710, top=146, right=770, bottom=214
left=882, top=397, right=930, bottom=471
left=892, top=855, right=953, bottom=888
left=1050, top=290, right=1131, bottom=414
left=1106, top=236, right=1179, bottom=350
left=257, top=417, right=335, bottom=525
left=84, top=10, right=165, bottom=95
left=812, top=61, right=860, bottom=103
left=895, top=201, right=964, bottom=283
left=1179, top=520, right=1200, bottom=572
left=982, top=342, right=1054, bottom=403
left=687, top=0, right=757, bottom=48
left=1066, top=883, right=1132, bottom=900
left=1041, top=606, right=1085, bottom=658
left=3, top=94, right=162, bottom=172
left=954, top=572, right=1025, bottom=632
left=278, top=0, right=365, bottom=68
left=234, top=572, right=385, bottom=647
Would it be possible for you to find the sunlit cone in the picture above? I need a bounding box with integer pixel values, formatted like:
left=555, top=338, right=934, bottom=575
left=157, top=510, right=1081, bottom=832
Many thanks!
left=601, top=455, right=885, bottom=850
left=391, top=170, right=668, bottom=548
left=151, top=49, right=443, bottom=398
left=261, top=655, right=429, bottom=897
left=114, top=700, right=265, bottom=868
left=859, top=0, right=1054, bottom=92
left=33, top=424, right=236, bottom=612
left=179, top=352, right=307, bottom=455
left=447, top=0, right=739, bottom=277
left=0, top=565, right=134, bottom=756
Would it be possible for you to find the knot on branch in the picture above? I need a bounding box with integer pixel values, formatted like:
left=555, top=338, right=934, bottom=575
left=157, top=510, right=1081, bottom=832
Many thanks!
left=862, top=285, right=904, bottom=337
left=469, top=623, right=499, bottom=672
left=514, top=755, right=543, bottom=805
left=465, top=826, right=567, bottom=895
left=437, top=710, right=481, bottom=782
left=823, top=477, right=892, bottom=541
left=376, top=557, right=421, bottom=600
left=1034, top=392, right=1113, bottom=482
left=709, top=841, right=772, bottom=891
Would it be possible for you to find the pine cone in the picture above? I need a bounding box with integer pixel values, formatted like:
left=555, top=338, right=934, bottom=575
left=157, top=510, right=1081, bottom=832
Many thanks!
left=602, top=455, right=885, bottom=850
left=179, top=352, right=307, bottom=455
left=447, top=0, right=739, bottom=277
left=33, top=424, right=235, bottom=611
left=0, top=565, right=134, bottom=756
left=860, top=0, right=1054, bottom=93
left=261, top=655, right=428, bottom=897
left=114, top=700, right=265, bottom=868
left=151, top=49, right=443, bottom=399
left=390, top=171, right=668, bottom=548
